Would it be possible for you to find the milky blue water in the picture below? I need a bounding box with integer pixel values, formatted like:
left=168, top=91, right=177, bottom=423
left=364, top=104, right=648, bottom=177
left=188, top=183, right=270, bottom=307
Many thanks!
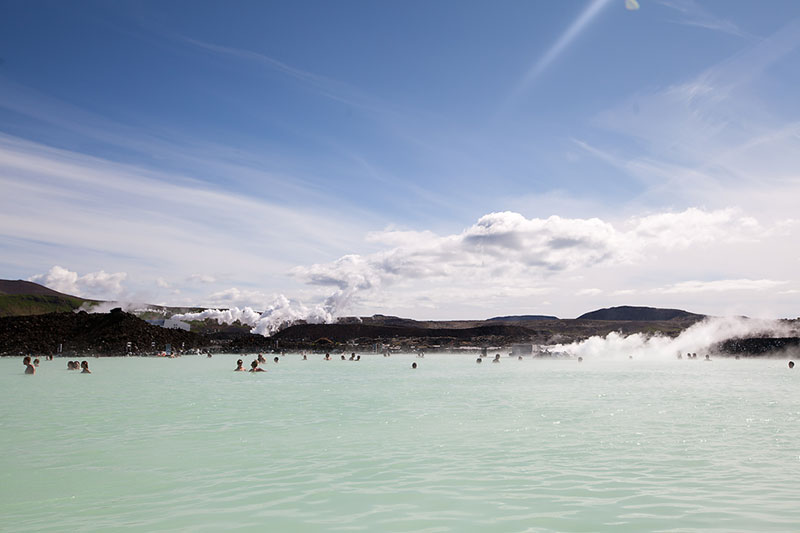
left=2, top=354, right=799, bottom=532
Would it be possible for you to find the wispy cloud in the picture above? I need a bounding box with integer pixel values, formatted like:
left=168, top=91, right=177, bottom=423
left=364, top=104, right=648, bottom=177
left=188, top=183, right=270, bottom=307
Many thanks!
left=583, top=18, right=800, bottom=216
left=656, top=0, right=751, bottom=38
left=509, top=0, right=614, bottom=103
left=652, top=279, right=787, bottom=294
left=0, top=134, right=372, bottom=301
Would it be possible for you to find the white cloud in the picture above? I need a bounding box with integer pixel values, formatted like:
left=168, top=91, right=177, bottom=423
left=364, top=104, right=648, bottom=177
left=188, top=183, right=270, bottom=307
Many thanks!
left=656, top=0, right=749, bottom=38
left=205, top=287, right=272, bottom=308
left=653, top=279, right=787, bottom=294
left=577, top=288, right=603, bottom=296
left=626, top=207, right=762, bottom=250
left=292, top=208, right=790, bottom=318
left=0, top=133, right=375, bottom=305
left=188, top=274, right=217, bottom=284
left=29, top=265, right=127, bottom=298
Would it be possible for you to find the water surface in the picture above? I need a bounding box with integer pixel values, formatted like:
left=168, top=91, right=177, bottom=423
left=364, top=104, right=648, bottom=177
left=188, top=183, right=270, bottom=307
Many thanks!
left=1, top=354, right=798, bottom=532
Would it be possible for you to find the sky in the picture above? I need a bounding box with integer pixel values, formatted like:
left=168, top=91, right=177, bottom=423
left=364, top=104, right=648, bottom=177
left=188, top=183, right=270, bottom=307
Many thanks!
left=1, top=0, right=800, bottom=321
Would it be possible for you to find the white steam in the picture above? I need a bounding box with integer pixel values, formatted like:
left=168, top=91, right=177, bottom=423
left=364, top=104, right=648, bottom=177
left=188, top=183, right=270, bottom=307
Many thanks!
left=78, top=300, right=152, bottom=314
left=555, top=316, right=798, bottom=360
left=172, top=294, right=339, bottom=336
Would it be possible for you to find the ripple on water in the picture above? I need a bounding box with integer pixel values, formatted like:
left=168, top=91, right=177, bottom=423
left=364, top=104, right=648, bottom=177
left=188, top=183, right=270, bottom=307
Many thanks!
left=2, top=356, right=800, bottom=531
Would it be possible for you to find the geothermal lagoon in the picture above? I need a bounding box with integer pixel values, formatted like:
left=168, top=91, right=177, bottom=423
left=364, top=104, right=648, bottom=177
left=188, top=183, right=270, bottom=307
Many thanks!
left=2, top=352, right=799, bottom=532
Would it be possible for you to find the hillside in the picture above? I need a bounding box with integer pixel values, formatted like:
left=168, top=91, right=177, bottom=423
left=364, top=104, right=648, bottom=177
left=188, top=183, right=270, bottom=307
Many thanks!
left=0, top=280, right=96, bottom=317
left=488, top=315, right=559, bottom=322
left=577, top=306, right=703, bottom=321
left=0, top=308, right=205, bottom=356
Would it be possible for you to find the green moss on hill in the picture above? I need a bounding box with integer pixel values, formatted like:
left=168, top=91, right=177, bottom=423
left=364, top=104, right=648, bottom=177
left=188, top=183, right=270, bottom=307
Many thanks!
left=0, top=294, right=93, bottom=317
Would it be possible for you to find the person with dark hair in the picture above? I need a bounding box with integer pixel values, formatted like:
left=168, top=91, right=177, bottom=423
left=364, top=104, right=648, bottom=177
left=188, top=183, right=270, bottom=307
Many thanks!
left=234, top=359, right=246, bottom=371
left=250, top=360, right=265, bottom=372
left=80, top=361, right=91, bottom=374
left=23, top=356, right=35, bottom=375
left=789, top=361, right=795, bottom=369
left=411, top=362, right=417, bottom=369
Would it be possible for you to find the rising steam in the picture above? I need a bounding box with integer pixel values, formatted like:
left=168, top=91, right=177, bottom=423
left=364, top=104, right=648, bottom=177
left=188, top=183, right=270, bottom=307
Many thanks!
left=172, top=292, right=352, bottom=336
left=555, top=316, right=798, bottom=360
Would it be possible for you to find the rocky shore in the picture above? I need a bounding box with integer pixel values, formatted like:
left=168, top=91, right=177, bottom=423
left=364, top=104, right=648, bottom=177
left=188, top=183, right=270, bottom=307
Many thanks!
left=0, top=308, right=205, bottom=356
left=3, top=307, right=798, bottom=357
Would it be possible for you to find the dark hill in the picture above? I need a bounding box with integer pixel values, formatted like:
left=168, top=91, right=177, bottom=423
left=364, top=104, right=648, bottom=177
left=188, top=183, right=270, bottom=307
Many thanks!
left=0, top=308, right=204, bottom=356
left=271, top=322, right=535, bottom=343
left=0, top=279, right=76, bottom=296
left=488, top=315, right=559, bottom=322
left=0, top=279, right=96, bottom=317
left=578, top=306, right=703, bottom=321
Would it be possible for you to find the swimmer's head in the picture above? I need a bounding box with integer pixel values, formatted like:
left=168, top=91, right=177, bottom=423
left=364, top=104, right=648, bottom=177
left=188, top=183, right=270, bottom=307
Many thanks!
left=251, top=360, right=258, bottom=369
left=412, top=362, right=417, bottom=369
left=789, top=361, right=795, bottom=369
left=578, top=357, right=583, bottom=362
left=274, top=357, right=279, bottom=363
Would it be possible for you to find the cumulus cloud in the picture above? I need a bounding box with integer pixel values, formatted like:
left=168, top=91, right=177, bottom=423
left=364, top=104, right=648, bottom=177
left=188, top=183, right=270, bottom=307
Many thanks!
left=627, top=207, right=761, bottom=250
left=292, top=208, right=774, bottom=315
left=29, top=265, right=127, bottom=298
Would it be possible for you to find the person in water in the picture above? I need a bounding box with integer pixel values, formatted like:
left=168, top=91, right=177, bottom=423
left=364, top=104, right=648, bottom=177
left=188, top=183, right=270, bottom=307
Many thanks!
left=492, top=354, right=500, bottom=363
left=250, top=360, right=265, bottom=372
left=23, top=356, right=35, bottom=375
left=235, top=359, right=246, bottom=371
left=33, top=358, right=40, bottom=367
left=324, top=353, right=331, bottom=360
left=81, top=360, right=91, bottom=374
left=476, top=357, right=482, bottom=364
left=257, top=354, right=266, bottom=364
left=273, top=357, right=279, bottom=364
left=341, top=355, right=346, bottom=360
left=411, top=362, right=417, bottom=369
left=789, top=361, right=795, bottom=369
left=704, top=354, right=711, bottom=361
left=302, top=354, right=307, bottom=360
left=578, top=357, right=583, bottom=363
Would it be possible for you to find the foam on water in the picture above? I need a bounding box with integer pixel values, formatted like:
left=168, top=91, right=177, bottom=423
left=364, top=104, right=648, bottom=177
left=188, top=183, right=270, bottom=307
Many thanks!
left=2, top=354, right=799, bottom=532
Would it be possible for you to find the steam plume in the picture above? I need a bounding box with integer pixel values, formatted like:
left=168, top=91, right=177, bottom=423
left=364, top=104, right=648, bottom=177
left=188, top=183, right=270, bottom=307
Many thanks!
left=555, top=316, right=798, bottom=360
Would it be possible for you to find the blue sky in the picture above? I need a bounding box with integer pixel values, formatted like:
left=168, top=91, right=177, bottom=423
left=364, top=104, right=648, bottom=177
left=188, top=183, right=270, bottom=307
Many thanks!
left=2, top=0, right=800, bottom=321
